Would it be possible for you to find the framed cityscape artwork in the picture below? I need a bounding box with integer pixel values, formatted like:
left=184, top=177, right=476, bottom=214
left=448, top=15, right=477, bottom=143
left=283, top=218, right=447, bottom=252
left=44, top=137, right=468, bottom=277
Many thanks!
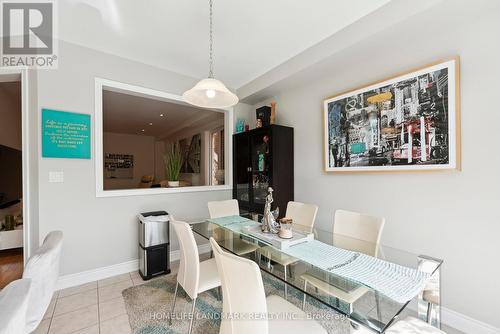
left=323, top=58, right=460, bottom=172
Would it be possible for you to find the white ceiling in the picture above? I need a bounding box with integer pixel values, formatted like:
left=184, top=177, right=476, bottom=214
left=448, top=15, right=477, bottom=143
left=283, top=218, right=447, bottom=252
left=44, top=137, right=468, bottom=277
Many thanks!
left=59, top=0, right=391, bottom=88
left=103, top=90, right=224, bottom=138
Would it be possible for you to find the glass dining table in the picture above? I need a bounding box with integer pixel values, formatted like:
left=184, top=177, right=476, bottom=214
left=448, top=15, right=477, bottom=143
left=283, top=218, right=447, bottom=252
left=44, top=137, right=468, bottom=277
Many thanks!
left=189, top=214, right=442, bottom=333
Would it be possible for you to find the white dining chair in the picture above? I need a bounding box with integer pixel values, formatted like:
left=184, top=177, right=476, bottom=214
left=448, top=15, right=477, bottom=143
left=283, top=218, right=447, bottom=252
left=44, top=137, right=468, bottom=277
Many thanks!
left=209, top=237, right=327, bottom=334
left=207, top=200, right=260, bottom=257
left=0, top=278, right=32, bottom=334
left=170, top=220, right=222, bottom=334
left=257, top=201, right=318, bottom=298
left=301, top=210, right=385, bottom=313
left=23, top=231, right=63, bottom=333
left=207, top=199, right=240, bottom=219
left=385, top=316, right=446, bottom=333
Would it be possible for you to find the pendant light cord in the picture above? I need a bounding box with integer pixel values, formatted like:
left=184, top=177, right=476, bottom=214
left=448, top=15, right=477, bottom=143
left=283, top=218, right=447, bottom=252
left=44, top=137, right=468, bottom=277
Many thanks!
left=208, top=0, right=214, bottom=78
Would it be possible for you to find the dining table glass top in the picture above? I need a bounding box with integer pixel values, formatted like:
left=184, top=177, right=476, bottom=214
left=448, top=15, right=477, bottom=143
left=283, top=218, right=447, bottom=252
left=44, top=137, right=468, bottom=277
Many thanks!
left=189, top=214, right=442, bottom=333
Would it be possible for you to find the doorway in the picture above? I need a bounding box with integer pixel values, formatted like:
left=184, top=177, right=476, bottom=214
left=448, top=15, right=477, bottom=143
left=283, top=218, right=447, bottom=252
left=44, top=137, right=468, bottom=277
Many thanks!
left=0, top=70, right=30, bottom=288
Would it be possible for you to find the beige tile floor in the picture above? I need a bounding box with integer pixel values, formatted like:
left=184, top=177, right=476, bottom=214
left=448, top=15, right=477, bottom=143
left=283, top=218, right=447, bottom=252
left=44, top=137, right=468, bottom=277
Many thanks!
left=32, top=271, right=142, bottom=334
left=32, top=259, right=463, bottom=334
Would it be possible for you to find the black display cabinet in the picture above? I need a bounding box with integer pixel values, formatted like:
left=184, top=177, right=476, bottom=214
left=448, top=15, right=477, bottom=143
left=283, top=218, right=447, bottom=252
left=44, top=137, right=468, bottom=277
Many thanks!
left=233, top=125, right=293, bottom=216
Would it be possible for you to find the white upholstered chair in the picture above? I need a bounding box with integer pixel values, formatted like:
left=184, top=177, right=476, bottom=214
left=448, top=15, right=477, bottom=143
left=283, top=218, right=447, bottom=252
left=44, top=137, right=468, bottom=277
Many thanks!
left=258, top=201, right=319, bottom=298
left=23, top=231, right=63, bottom=333
left=209, top=237, right=327, bottom=334
left=0, top=278, right=32, bottom=334
left=385, top=317, right=446, bottom=333
left=170, top=220, right=222, bottom=334
left=207, top=199, right=240, bottom=219
left=207, top=199, right=260, bottom=257
left=301, top=210, right=385, bottom=313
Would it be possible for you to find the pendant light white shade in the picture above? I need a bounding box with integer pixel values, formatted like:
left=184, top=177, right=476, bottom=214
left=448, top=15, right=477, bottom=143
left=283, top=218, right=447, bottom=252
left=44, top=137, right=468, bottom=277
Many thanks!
left=183, top=78, right=239, bottom=109
left=183, top=0, right=238, bottom=109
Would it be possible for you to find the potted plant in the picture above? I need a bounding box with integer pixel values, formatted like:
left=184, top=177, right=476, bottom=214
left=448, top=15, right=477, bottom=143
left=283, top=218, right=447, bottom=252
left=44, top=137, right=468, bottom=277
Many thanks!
left=164, top=143, right=182, bottom=187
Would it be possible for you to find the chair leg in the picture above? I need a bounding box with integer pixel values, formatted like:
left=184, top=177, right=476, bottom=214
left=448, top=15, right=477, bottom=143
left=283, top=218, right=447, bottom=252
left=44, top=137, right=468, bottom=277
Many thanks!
left=302, top=280, right=308, bottom=310
left=375, top=291, right=382, bottom=320
left=217, top=286, right=222, bottom=301
left=188, top=298, right=197, bottom=334
left=169, top=281, right=179, bottom=325
left=284, top=265, right=288, bottom=299
left=426, top=302, right=433, bottom=323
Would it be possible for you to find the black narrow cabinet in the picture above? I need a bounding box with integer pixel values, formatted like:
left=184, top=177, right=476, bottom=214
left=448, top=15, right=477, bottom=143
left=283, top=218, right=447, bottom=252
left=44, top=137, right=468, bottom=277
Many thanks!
left=233, top=125, right=293, bottom=216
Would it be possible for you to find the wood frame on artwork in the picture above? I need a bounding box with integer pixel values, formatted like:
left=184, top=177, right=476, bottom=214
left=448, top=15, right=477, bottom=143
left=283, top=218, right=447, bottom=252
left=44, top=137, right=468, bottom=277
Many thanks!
left=322, top=57, right=461, bottom=173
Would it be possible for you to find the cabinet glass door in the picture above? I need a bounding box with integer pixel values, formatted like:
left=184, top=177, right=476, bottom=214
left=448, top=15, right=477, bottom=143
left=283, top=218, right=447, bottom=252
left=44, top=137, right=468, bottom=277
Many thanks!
left=234, top=134, right=251, bottom=207
left=250, top=129, right=271, bottom=208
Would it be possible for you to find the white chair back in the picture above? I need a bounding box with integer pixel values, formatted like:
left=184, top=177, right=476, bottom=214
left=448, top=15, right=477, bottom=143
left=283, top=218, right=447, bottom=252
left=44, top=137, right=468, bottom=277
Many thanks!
left=208, top=199, right=239, bottom=218
left=171, top=220, right=200, bottom=299
left=210, top=238, right=268, bottom=334
left=0, top=278, right=32, bottom=334
left=22, top=231, right=63, bottom=332
left=285, top=201, right=318, bottom=228
left=334, top=210, right=385, bottom=257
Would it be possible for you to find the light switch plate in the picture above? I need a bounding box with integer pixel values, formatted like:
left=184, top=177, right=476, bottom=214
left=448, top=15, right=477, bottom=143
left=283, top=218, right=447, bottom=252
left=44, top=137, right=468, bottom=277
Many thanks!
left=49, top=171, right=64, bottom=183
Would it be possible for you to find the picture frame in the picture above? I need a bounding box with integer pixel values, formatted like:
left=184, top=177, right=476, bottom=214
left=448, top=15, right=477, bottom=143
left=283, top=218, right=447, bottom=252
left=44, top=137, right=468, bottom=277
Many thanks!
left=323, top=57, right=460, bottom=173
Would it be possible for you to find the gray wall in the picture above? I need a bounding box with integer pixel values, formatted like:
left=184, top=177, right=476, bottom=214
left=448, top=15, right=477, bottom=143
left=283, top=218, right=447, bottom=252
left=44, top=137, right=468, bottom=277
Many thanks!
left=244, top=2, right=500, bottom=329
left=36, top=41, right=231, bottom=276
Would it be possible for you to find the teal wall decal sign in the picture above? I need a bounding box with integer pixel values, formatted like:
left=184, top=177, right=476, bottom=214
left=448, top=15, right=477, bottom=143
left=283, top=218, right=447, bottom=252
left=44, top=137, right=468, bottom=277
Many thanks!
left=42, top=109, right=91, bottom=159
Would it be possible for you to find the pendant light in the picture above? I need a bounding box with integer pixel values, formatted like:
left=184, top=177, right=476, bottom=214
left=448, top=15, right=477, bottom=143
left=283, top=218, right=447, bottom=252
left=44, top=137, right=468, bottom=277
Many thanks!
left=183, top=0, right=239, bottom=109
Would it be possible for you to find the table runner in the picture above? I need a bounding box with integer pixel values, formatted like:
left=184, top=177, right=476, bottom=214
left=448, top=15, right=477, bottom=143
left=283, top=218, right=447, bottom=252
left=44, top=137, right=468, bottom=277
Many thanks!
left=282, top=240, right=429, bottom=303
left=207, top=216, right=260, bottom=234
left=206, top=216, right=429, bottom=303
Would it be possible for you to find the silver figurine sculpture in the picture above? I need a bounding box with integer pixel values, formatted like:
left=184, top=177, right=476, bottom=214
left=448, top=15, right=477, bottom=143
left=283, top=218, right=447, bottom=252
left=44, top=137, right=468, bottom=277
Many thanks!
left=261, top=187, right=280, bottom=233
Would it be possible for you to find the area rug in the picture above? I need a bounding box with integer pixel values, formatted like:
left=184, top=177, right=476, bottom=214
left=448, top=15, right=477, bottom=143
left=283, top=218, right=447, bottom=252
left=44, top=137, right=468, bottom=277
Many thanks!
left=122, top=271, right=352, bottom=334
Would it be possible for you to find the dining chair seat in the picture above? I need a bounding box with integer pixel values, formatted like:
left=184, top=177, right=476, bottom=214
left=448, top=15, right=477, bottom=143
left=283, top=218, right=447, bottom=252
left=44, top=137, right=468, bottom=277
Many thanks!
left=385, top=316, right=446, bottom=333
left=423, top=290, right=439, bottom=305
left=221, top=238, right=260, bottom=257
left=198, top=258, right=222, bottom=293
left=300, top=272, right=369, bottom=312
left=258, top=245, right=298, bottom=267
left=266, top=295, right=327, bottom=334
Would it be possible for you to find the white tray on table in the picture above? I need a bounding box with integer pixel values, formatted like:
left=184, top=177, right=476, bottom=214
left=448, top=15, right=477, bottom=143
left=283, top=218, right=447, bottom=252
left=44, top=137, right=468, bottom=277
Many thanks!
left=241, top=225, right=313, bottom=250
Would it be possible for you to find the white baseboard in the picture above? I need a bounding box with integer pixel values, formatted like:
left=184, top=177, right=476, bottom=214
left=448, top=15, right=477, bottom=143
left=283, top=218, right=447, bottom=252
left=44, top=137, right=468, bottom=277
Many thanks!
left=56, top=243, right=212, bottom=290
left=442, top=307, right=500, bottom=334
left=55, top=243, right=499, bottom=334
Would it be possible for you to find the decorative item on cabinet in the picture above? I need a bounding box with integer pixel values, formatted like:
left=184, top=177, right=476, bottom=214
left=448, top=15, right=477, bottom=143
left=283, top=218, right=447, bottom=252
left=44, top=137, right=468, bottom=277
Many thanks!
left=235, top=119, right=245, bottom=133
left=256, top=119, right=263, bottom=128
left=232, top=125, right=293, bottom=217
left=256, top=106, right=271, bottom=127
left=270, top=101, right=277, bottom=124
